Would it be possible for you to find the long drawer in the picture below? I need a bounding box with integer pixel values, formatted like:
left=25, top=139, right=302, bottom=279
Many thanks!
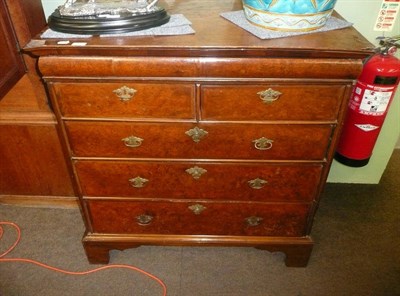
left=50, top=82, right=196, bottom=119
left=66, top=121, right=332, bottom=160
left=201, top=83, right=346, bottom=121
left=86, top=199, right=311, bottom=237
left=75, top=160, right=323, bottom=202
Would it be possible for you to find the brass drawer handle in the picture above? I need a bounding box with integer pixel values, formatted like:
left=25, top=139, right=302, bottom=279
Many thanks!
left=122, top=136, right=143, bottom=148
left=113, top=86, right=137, bottom=102
left=253, top=137, right=273, bottom=150
left=188, top=204, right=207, bottom=215
left=257, top=88, right=282, bottom=104
left=136, top=214, right=153, bottom=226
left=245, top=216, right=263, bottom=227
left=129, top=176, right=149, bottom=188
left=248, top=178, right=268, bottom=189
left=186, top=166, right=207, bottom=179
left=185, top=127, right=208, bottom=143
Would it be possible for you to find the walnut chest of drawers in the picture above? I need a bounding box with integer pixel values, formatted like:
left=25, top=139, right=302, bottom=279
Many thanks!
left=25, top=0, right=372, bottom=267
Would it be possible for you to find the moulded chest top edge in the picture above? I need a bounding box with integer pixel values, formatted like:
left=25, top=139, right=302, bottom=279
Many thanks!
left=24, top=39, right=373, bottom=60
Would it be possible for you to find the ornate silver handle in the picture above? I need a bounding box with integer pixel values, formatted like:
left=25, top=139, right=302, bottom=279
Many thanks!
left=129, top=176, right=149, bottom=188
left=248, top=178, right=268, bottom=189
left=188, top=204, right=207, bottom=215
left=113, top=86, right=137, bottom=102
left=136, top=214, right=153, bottom=226
left=245, top=216, right=263, bottom=227
left=186, top=166, right=207, bottom=179
left=252, top=137, right=273, bottom=150
left=122, top=136, right=143, bottom=148
left=257, top=88, right=282, bottom=104
left=185, top=127, right=208, bottom=143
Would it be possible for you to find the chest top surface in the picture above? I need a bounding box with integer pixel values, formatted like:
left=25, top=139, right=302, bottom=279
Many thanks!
left=25, top=0, right=373, bottom=59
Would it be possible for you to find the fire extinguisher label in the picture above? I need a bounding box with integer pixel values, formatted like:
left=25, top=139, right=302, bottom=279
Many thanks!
left=355, top=124, right=380, bottom=132
left=359, top=88, right=392, bottom=114
left=350, top=81, right=394, bottom=115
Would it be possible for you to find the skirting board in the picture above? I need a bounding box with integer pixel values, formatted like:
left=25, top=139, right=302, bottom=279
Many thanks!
left=0, top=195, right=78, bottom=208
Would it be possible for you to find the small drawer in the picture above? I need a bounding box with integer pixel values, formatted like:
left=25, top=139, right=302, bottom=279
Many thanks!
left=201, top=83, right=346, bottom=121
left=75, top=160, right=323, bottom=202
left=50, top=82, right=195, bottom=119
left=65, top=121, right=332, bottom=160
left=86, top=200, right=311, bottom=237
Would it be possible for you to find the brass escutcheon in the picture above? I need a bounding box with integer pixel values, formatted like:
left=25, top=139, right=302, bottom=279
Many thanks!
left=121, top=135, right=143, bottom=148
left=248, top=178, right=268, bottom=189
left=257, top=88, right=282, bottom=104
left=185, top=127, right=208, bottom=143
left=129, top=176, right=149, bottom=188
left=136, top=214, right=153, bottom=226
left=253, top=137, right=274, bottom=150
left=188, top=204, right=207, bottom=215
left=186, top=166, right=207, bottom=179
left=113, top=86, right=137, bottom=102
left=245, top=216, right=263, bottom=227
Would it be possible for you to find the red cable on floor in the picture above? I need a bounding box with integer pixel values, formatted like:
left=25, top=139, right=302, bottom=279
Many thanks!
left=0, top=221, right=167, bottom=296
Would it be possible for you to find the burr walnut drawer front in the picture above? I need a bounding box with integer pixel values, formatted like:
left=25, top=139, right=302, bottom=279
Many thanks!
left=75, top=160, right=323, bottom=202
left=86, top=200, right=311, bottom=237
left=200, top=83, right=346, bottom=121
left=65, top=121, right=332, bottom=160
left=50, top=82, right=195, bottom=119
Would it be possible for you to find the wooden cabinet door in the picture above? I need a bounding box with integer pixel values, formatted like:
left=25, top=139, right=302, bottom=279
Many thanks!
left=0, top=0, right=25, bottom=99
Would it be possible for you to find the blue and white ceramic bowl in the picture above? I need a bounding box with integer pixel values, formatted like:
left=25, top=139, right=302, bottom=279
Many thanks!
left=242, top=0, right=338, bottom=31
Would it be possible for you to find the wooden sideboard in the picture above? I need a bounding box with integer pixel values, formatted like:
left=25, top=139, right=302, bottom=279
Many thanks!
left=0, top=0, right=75, bottom=206
left=25, top=0, right=372, bottom=266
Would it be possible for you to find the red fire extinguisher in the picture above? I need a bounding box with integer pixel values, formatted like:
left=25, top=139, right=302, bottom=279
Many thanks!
left=335, top=38, right=400, bottom=167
